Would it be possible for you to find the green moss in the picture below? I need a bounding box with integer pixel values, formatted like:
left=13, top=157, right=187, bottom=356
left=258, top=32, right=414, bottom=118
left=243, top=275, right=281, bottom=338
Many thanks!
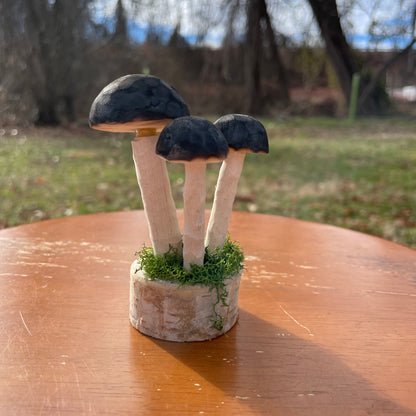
left=134, top=237, right=244, bottom=331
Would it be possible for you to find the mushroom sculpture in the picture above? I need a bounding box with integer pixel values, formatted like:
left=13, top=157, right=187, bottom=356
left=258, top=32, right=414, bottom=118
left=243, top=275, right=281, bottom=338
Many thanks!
left=89, top=74, right=190, bottom=255
left=156, top=116, right=229, bottom=271
left=206, top=114, right=269, bottom=251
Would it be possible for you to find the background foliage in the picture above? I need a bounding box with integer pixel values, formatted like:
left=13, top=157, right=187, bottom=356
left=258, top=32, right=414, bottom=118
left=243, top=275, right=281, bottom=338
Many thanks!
left=1, top=0, right=416, bottom=125
left=1, top=118, right=415, bottom=248
left=1, top=0, right=415, bottom=249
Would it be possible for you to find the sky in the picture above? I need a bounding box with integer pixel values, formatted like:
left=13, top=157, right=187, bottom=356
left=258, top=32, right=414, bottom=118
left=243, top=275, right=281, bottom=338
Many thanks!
left=92, top=0, right=416, bottom=50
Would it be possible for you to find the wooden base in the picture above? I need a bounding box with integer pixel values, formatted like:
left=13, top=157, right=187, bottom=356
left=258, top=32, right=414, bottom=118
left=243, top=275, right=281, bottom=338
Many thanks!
left=129, top=265, right=242, bottom=342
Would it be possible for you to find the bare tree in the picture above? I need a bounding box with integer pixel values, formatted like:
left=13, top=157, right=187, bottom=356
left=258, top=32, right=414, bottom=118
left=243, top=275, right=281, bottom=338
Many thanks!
left=245, top=0, right=290, bottom=114
left=111, top=0, right=130, bottom=46
left=0, top=0, right=95, bottom=125
left=221, top=0, right=242, bottom=83
left=306, top=0, right=358, bottom=105
left=358, top=0, right=416, bottom=109
left=261, top=0, right=290, bottom=106
left=306, top=0, right=391, bottom=115
left=245, top=0, right=263, bottom=113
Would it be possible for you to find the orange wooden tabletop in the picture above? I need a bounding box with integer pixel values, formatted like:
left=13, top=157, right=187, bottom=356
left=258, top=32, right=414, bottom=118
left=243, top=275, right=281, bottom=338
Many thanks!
left=0, top=210, right=415, bottom=415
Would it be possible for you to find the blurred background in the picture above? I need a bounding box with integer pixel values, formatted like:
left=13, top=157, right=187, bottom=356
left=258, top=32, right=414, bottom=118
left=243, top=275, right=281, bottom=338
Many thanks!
left=0, top=0, right=415, bottom=247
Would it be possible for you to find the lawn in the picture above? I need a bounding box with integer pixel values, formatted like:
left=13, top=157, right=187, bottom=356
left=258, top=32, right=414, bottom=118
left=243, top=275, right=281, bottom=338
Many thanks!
left=1, top=117, right=415, bottom=248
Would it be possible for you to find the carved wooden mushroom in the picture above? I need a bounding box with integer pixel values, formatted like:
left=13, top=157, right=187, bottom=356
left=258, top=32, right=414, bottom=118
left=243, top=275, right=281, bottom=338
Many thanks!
left=206, top=114, right=269, bottom=251
left=89, top=74, right=190, bottom=255
left=156, top=116, right=229, bottom=271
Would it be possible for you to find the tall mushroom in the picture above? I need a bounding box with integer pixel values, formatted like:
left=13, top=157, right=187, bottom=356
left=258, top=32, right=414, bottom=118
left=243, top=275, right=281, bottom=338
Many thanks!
left=156, top=116, right=229, bottom=271
left=89, top=74, right=190, bottom=255
left=206, top=114, right=269, bottom=251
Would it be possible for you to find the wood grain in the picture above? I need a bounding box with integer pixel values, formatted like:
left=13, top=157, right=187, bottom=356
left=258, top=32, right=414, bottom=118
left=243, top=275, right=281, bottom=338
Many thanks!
left=0, top=211, right=415, bottom=415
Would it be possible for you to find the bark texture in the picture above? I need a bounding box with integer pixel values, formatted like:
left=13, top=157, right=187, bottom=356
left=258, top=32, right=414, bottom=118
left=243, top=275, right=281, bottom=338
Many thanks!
left=130, top=267, right=242, bottom=342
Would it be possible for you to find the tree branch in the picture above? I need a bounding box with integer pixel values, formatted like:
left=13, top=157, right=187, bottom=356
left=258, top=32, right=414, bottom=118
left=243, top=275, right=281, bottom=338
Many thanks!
left=358, top=2, right=416, bottom=110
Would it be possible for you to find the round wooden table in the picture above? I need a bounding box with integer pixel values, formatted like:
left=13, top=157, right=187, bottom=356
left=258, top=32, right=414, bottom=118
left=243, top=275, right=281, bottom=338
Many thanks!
left=1, top=211, right=415, bottom=415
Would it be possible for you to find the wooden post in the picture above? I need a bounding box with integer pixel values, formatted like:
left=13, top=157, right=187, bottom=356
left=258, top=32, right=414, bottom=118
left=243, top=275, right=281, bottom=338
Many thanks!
left=349, top=73, right=360, bottom=122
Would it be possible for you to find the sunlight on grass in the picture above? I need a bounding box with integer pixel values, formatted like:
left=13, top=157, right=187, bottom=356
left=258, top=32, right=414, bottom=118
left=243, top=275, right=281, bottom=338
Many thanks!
left=1, top=118, right=415, bottom=248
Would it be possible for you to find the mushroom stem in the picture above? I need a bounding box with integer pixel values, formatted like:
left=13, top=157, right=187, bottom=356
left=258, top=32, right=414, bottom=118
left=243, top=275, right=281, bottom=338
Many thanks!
left=132, top=134, right=182, bottom=255
left=183, top=162, right=207, bottom=271
left=206, top=150, right=246, bottom=251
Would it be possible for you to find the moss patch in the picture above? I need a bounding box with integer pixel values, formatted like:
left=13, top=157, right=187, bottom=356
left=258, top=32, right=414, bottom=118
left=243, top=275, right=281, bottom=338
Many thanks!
left=134, top=237, right=244, bottom=331
left=135, top=237, right=244, bottom=285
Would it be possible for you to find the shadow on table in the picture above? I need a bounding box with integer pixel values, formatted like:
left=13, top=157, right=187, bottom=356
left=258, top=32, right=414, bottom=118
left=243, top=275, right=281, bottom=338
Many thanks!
left=132, top=309, right=414, bottom=416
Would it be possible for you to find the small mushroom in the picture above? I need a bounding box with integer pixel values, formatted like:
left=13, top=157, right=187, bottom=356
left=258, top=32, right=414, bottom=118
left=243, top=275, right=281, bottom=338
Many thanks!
left=89, top=74, right=190, bottom=255
left=156, top=116, right=229, bottom=271
left=206, top=114, right=269, bottom=251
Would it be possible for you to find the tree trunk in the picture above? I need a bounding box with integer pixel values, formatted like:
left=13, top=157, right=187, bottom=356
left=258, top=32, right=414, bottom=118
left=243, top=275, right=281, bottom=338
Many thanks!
left=245, top=0, right=262, bottom=114
left=307, top=0, right=356, bottom=103
left=307, top=0, right=389, bottom=115
left=35, top=97, right=59, bottom=125
left=0, top=0, right=93, bottom=125
left=221, top=0, right=241, bottom=84
left=63, top=94, right=76, bottom=123
left=260, top=0, right=290, bottom=107
left=24, top=0, right=60, bottom=125
left=245, top=0, right=290, bottom=114
left=111, top=0, right=129, bottom=46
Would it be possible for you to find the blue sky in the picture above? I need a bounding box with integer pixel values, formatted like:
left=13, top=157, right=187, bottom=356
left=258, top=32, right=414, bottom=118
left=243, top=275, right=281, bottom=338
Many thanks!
left=92, top=0, right=416, bottom=50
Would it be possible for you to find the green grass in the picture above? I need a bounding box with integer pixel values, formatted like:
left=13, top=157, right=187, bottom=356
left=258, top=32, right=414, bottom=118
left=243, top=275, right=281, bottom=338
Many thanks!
left=1, top=117, right=416, bottom=248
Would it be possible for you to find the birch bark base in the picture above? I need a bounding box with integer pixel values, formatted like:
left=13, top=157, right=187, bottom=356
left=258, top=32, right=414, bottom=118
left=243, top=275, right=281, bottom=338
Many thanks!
left=130, top=264, right=242, bottom=342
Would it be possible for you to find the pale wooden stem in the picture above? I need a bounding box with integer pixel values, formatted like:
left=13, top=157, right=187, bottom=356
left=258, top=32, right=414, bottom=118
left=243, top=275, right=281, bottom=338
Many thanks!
left=183, top=162, right=207, bottom=271
left=206, top=151, right=246, bottom=251
left=132, top=136, right=182, bottom=255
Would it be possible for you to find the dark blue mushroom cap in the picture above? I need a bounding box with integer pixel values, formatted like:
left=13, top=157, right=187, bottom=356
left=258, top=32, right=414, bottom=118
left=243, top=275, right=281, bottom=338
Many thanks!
left=89, top=74, right=190, bottom=132
left=156, top=116, right=229, bottom=162
left=214, top=114, right=269, bottom=153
